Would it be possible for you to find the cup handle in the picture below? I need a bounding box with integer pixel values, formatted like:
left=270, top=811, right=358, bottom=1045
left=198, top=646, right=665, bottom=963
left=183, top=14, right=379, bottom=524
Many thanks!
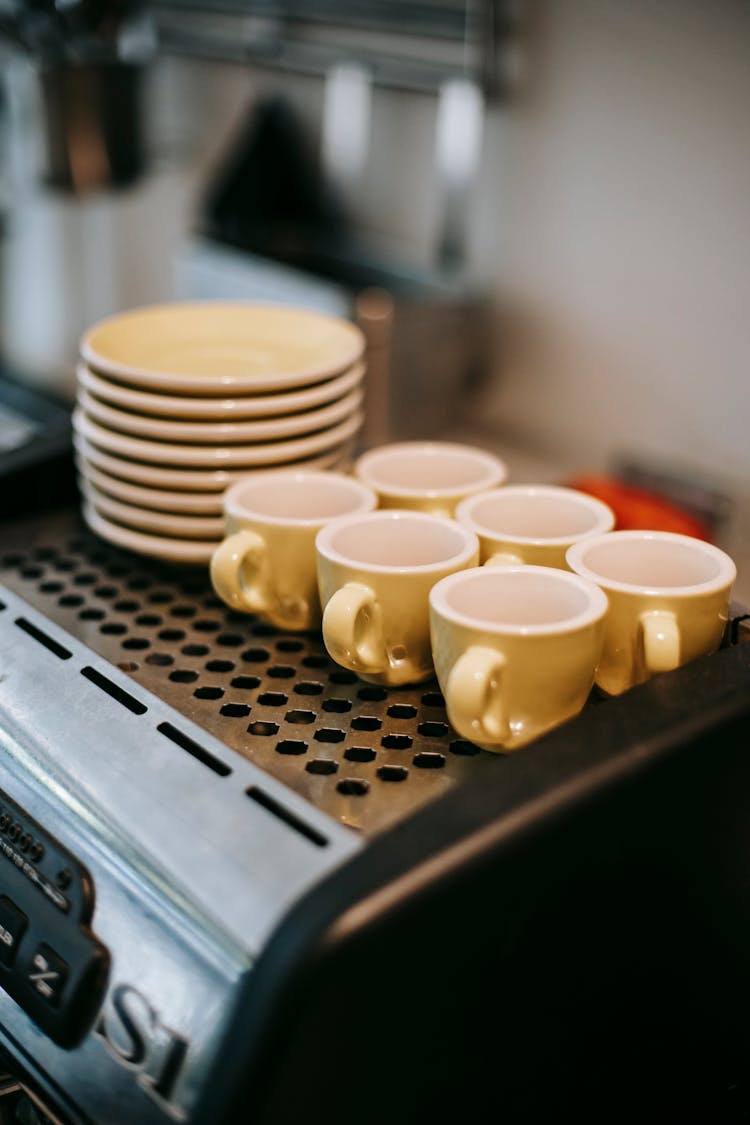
left=210, top=529, right=268, bottom=614
left=639, top=610, right=681, bottom=674
left=484, top=551, right=524, bottom=567
left=445, top=646, right=509, bottom=745
left=322, top=583, right=387, bottom=675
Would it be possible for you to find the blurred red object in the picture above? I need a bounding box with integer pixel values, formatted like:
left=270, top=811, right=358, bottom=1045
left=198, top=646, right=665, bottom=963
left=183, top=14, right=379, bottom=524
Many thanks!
left=565, top=474, right=713, bottom=541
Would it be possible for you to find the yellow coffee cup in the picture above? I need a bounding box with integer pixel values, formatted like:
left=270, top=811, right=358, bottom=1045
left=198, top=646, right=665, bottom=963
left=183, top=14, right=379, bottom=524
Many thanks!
left=429, top=565, right=608, bottom=752
left=317, top=510, right=479, bottom=685
left=354, top=441, right=508, bottom=518
left=566, top=530, right=736, bottom=695
left=210, top=470, right=376, bottom=631
left=456, top=484, right=615, bottom=568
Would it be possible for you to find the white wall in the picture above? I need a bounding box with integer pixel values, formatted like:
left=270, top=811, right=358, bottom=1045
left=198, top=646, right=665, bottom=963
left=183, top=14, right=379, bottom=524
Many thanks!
left=469, top=0, right=750, bottom=486
left=151, top=1, right=750, bottom=489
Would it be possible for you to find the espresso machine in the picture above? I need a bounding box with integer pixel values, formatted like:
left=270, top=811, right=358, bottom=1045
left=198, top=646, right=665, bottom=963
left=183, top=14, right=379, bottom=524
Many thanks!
left=0, top=5, right=749, bottom=1123
left=0, top=517, right=747, bottom=1124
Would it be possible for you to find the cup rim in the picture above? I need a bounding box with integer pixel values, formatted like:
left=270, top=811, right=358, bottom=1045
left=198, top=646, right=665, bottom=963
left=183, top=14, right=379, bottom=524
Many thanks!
left=429, top=564, right=609, bottom=635
left=223, top=469, right=376, bottom=527
left=565, top=530, right=737, bottom=596
left=455, top=484, right=615, bottom=546
left=354, top=441, right=508, bottom=500
left=315, top=509, right=479, bottom=574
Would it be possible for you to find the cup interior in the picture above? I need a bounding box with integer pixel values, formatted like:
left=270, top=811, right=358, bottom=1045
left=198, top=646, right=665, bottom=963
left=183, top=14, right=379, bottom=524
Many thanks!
left=227, top=473, right=372, bottom=523
left=359, top=444, right=504, bottom=494
left=324, top=515, right=472, bottom=568
left=577, top=537, right=724, bottom=588
left=468, top=490, right=605, bottom=540
left=441, top=568, right=594, bottom=627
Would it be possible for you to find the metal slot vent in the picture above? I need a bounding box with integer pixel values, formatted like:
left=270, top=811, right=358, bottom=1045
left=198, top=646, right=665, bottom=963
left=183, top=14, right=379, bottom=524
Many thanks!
left=0, top=511, right=498, bottom=835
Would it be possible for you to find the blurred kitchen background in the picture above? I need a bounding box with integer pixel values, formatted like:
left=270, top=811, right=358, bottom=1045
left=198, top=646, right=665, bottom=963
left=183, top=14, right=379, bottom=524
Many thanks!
left=0, top=0, right=748, bottom=590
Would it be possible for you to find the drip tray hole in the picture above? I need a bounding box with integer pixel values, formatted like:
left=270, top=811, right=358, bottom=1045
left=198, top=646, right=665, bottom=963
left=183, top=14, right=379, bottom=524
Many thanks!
left=344, top=747, right=376, bottom=764
left=286, top=710, right=316, bottom=725
left=387, top=704, right=417, bottom=720
left=336, top=779, right=370, bottom=797
left=381, top=734, right=412, bottom=751
left=450, top=740, right=480, bottom=757
left=314, top=728, right=345, bottom=744
left=377, top=765, right=408, bottom=783
left=194, top=686, right=224, bottom=700
left=248, top=721, right=279, bottom=737
left=306, top=759, right=338, bottom=776
left=276, top=740, right=308, bottom=756
left=413, top=752, right=446, bottom=770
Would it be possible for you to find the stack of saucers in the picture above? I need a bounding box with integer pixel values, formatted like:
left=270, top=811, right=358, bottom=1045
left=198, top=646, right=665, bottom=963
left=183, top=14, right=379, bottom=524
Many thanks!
left=74, top=302, right=366, bottom=564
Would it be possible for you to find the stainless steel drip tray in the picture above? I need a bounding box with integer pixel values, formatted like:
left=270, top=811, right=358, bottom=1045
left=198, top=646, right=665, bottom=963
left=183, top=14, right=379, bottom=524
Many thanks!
left=0, top=508, right=500, bottom=836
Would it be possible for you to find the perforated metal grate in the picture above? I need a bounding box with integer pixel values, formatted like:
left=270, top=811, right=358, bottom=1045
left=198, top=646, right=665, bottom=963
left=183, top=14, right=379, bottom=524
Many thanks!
left=0, top=509, right=499, bottom=835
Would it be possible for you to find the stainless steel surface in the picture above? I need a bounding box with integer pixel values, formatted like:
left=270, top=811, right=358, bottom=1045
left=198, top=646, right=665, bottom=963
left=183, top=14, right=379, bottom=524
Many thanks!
left=0, top=580, right=361, bottom=1123
left=0, top=509, right=498, bottom=837
left=149, top=1, right=511, bottom=98
left=0, top=582, right=358, bottom=949
left=0, top=726, right=239, bottom=1125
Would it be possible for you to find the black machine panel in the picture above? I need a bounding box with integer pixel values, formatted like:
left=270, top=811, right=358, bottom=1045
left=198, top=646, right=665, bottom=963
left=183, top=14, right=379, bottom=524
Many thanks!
left=0, top=787, right=108, bottom=1048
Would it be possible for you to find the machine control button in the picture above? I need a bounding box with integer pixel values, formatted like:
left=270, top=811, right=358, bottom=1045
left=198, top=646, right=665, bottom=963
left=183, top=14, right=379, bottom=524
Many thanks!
left=0, top=786, right=108, bottom=1045
left=27, top=944, right=68, bottom=1007
left=0, top=897, right=27, bottom=967
left=56, top=868, right=72, bottom=891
